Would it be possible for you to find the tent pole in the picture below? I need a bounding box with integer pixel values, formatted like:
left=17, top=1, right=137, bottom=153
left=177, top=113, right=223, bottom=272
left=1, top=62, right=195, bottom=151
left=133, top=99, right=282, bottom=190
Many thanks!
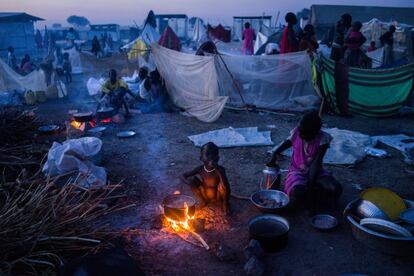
left=215, top=51, right=248, bottom=109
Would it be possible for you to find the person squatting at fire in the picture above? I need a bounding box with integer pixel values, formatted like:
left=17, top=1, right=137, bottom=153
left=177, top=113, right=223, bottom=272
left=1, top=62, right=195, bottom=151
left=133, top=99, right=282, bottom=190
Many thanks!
left=180, top=142, right=231, bottom=215
left=98, top=69, right=137, bottom=116
left=268, top=111, right=342, bottom=209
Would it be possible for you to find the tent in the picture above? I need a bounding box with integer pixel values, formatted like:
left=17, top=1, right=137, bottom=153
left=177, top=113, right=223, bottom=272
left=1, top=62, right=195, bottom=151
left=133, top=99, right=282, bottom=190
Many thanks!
left=158, top=26, right=181, bottom=51
left=0, top=59, right=47, bottom=92
left=254, top=32, right=268, bottom=55
left=362, top=18, right=413, bottom=58
left=320, top=55, right=414, bottom=117
left=208, top=24, right=231, bottom=43
left=122, top=24, right=160, bottom=60
left=192, top=18, right=208, bottom=44
left=152, top=43, right=318, bottom=122
left=254, top=30, right=283, bottom=55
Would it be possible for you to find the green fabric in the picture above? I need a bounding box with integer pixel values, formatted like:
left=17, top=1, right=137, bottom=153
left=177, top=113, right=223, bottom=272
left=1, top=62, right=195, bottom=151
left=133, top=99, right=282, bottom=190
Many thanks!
left=320, top=57, right=414, bottom=117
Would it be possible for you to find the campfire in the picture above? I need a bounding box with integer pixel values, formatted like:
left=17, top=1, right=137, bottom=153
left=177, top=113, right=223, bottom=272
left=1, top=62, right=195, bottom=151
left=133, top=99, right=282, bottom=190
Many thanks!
left=162, top=193, right=209, bottom=250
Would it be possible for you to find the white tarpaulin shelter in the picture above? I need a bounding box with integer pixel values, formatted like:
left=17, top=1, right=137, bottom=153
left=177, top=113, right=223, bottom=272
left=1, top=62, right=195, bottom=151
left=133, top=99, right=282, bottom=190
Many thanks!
left=152, top=43, right=228, bottom=122
left=254, top=32, right=268, bottom=54
left=189, top=127, right=273, bottom=148
left=192, top=18, right=207, bottom=44
left=152, top=44, right=318, bottom=122
left=0, top=59, right=47, bottom=92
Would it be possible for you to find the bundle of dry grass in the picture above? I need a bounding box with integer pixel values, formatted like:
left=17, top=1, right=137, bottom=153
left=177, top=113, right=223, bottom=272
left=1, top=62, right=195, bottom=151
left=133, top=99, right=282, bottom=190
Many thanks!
left=0, top=108, right=135, bottom=274
left=0, top=173, right=135, bottom=275
left=0, top=108, right=47, bottom=180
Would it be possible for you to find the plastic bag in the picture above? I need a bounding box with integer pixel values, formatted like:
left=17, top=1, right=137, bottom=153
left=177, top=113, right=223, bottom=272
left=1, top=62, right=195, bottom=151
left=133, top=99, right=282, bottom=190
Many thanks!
left=42, top=137, right=107, bottom=188
left=87, top=78, right=105, bottom=96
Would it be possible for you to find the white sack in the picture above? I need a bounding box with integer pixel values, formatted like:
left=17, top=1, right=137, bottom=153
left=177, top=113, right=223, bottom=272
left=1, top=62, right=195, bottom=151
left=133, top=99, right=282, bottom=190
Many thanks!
left=42, top=137, right=106, bottom=188
left=87, top=78, right=105, bottom=96
left=373, top=134, right=414, bottom=153
left=189, top=127, right=273, bottom=148
left=152, top=43, right=228, bottom=122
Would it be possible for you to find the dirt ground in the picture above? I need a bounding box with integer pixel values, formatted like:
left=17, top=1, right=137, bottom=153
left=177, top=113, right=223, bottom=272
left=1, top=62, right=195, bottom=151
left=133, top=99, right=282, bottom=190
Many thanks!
left=33, top=74, right=414, bottom=276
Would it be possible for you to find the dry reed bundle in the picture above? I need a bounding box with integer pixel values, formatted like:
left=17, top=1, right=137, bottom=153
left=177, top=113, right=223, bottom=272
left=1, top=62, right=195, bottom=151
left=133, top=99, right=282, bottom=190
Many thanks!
left=0, top=173, right=135, bottom=275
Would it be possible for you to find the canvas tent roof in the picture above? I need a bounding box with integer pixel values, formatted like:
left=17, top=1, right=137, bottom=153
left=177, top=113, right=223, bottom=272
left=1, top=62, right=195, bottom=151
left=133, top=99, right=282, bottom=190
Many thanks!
left=192, top=18, right=207, bottom=43
left=0, top=12, right=44, bottom=23
left=208, top=24, right=231, bottom=43
left=122, top=24, right=160, bottom=50
left=158, top=26, right=181, bottom=51
left=310, top=5, right=414, bottom=27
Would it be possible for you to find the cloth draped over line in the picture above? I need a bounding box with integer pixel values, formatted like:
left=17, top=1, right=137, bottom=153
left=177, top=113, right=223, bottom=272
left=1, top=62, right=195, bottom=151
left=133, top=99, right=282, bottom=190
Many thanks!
left=79, top=52, right=139, bottom=82
left=151, top=43, right=228, bottom=123
left=0, top=59, right=47, bottom=92
left=320, top=55, right=414, bottom=117
left=152, top=43, right=318, bottom=122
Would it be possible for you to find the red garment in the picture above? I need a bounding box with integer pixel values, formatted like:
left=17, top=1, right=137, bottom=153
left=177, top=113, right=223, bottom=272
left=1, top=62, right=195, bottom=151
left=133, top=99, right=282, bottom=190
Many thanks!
left=280, top=26, right=298, bottom=54
left=242, top=28, right=255, bottom=55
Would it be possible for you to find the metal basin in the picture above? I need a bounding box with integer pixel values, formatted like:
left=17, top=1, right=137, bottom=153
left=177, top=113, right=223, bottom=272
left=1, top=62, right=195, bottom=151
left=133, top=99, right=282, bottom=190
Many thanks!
left=345, top=198, right=414, bottom=256
left=251, top=190, right=289, bottom=213
left=249, top=214, right=290, bottom=252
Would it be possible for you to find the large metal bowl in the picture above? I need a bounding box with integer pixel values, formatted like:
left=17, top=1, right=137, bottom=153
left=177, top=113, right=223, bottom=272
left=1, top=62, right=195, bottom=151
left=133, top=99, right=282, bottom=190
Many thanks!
left=345, top=198, right=414, bottom=256
left=251, top=190, right=289, bottom=213
left=249, top=214, right=290, bottom=252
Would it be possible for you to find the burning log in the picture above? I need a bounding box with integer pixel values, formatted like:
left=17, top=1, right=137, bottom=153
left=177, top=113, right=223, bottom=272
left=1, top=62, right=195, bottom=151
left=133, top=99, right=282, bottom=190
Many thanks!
left=162, top=194, right=210, bottom=250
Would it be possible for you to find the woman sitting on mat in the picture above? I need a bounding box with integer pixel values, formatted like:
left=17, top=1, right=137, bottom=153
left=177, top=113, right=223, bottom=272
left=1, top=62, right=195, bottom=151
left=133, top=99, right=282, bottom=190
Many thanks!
left=268, top=111, right=342, bottom=209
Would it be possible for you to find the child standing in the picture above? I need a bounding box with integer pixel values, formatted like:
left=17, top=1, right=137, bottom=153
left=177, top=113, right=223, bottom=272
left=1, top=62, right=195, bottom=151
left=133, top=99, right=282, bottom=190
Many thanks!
left=63, top=52, right=72, bottom=84
left=268, top=111, right=342, bottom=209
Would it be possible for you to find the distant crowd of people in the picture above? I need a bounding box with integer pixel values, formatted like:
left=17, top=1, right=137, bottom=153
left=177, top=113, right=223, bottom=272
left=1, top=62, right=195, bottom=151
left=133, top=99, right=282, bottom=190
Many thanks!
left=241, top=12, right=397, bottom=68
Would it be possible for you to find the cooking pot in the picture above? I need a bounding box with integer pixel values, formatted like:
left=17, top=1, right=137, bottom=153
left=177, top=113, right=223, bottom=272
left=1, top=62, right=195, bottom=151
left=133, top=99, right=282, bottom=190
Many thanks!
left=97, top=107, right=115, bottom=120
left=249, top=214, right=290, bottom=252
left=73, top=111, right=94, bottom=122
left=162, top=195, right=196, bottom=222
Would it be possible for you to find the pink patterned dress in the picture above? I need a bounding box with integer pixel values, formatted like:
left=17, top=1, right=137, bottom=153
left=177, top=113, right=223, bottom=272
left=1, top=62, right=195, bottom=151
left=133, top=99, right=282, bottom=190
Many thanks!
left=284, top=128, right=332, bottom=196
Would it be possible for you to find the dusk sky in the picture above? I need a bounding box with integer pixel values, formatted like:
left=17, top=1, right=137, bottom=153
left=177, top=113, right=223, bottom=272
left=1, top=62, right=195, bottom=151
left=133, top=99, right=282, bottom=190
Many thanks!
left=2, top=0, right=414, bottom=27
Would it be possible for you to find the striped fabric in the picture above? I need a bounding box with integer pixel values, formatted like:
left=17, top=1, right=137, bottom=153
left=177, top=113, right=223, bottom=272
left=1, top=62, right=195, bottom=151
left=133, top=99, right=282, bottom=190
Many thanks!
left=320, top=56, right=414, bottom=117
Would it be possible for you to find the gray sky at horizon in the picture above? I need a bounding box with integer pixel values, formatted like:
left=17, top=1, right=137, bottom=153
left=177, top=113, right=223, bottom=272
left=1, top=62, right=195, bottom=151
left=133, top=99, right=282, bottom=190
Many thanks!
left=1, top=0, right=414, bottom=27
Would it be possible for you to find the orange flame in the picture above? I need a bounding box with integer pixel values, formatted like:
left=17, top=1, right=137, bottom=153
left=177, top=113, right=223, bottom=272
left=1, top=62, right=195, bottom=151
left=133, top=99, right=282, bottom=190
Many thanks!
left=71, top=120, right=84, bottom=130
left=165, top=201, right=194, bottom=232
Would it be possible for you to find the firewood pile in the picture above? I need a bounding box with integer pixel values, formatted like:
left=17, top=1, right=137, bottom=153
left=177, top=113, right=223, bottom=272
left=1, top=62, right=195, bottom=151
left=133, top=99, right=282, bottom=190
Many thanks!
left=0, top=108, right=135, bottom=275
